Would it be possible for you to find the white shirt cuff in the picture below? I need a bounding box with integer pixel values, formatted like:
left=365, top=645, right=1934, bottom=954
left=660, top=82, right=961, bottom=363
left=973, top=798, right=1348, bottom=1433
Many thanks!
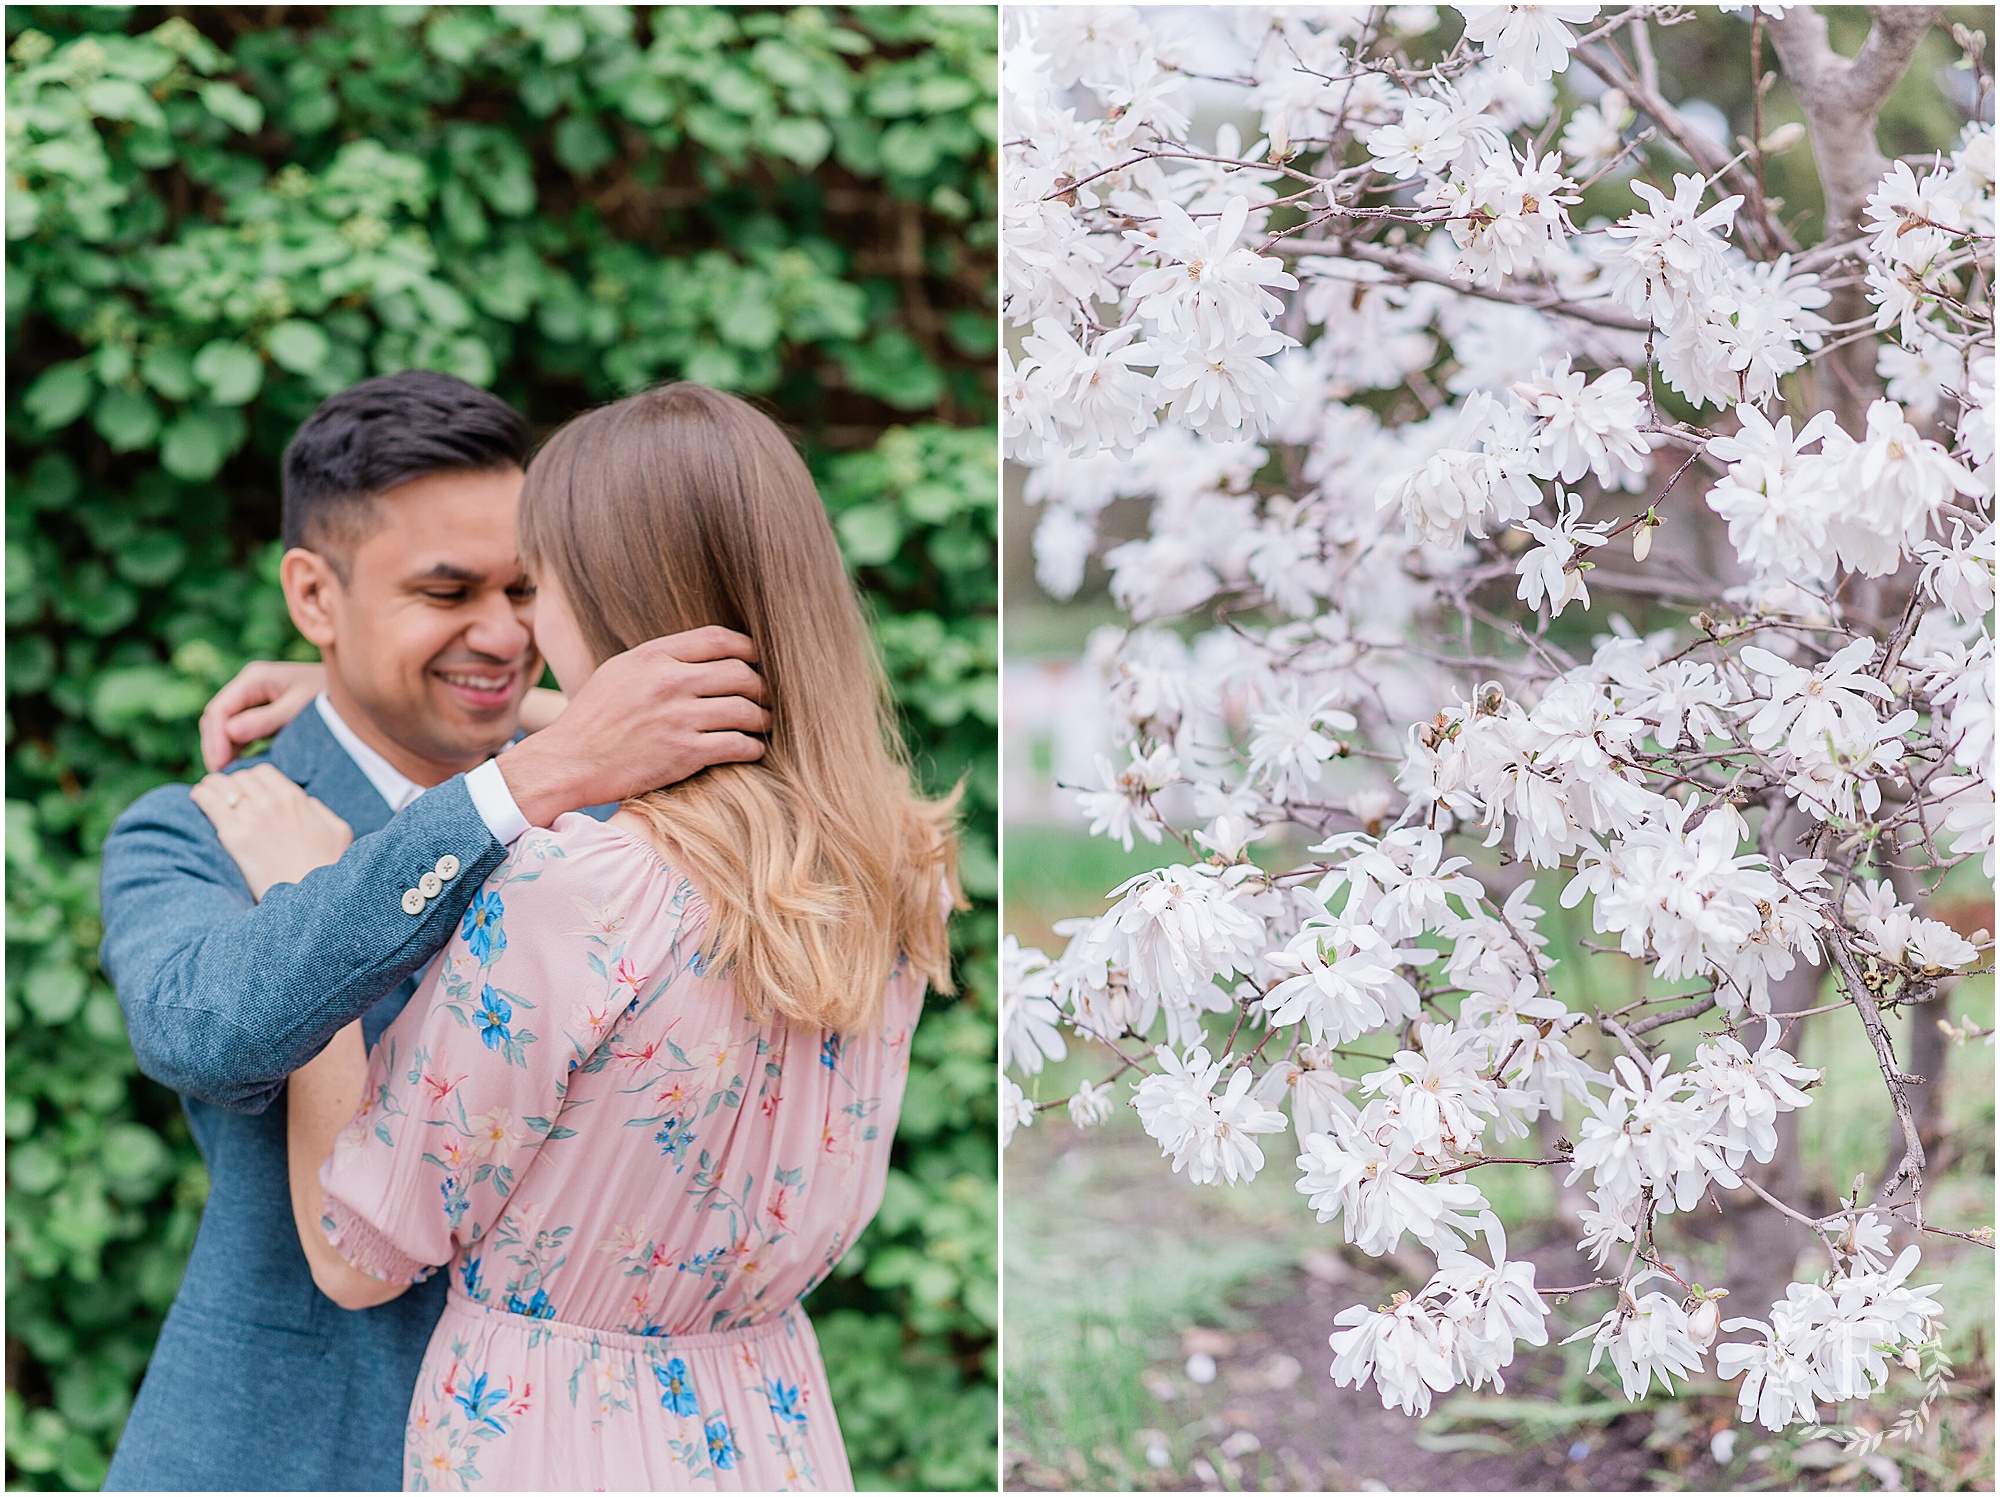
left=465, top=758, right=533, bottom=846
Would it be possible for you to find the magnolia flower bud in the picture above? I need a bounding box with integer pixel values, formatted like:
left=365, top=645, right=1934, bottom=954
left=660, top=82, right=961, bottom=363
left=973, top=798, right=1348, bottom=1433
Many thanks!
left=1633, top=524, right=1653, bottom=562
left=1687, top=1297, right=1720, bottom=1350
left=1759, top=121, right=1806, bottom=155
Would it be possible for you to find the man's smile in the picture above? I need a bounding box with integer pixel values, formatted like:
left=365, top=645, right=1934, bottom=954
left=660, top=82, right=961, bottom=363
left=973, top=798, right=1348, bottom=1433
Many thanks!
left=432, top=665, right=527, bottom=711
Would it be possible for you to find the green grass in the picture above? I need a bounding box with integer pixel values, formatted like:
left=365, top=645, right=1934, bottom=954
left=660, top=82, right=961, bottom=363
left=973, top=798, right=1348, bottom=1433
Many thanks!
left=1003, top=1054, right=1312, bottom=1490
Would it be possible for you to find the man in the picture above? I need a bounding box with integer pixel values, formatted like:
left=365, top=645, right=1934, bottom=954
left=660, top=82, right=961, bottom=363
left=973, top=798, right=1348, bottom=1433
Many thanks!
left=99, top=371, right=769, bottom=1491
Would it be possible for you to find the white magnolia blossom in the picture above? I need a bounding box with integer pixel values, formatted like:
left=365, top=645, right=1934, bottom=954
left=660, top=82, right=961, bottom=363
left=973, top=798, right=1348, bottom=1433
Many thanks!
left=1565, top=1279, right=1709, bottom=1399
left=1004, top=2, right=1990, bottom=1437
left=1717, top=1248, right=1944, bottom=1430
left=1457, top=4, right=1601, bottom=83
left=1134, top=1044, right=1289, bottom=1184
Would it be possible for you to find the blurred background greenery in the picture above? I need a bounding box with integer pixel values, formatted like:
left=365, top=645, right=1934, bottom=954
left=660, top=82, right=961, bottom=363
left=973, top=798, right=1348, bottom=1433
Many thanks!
left=1001, top=6, right=1992, bottom=1491
left=5, top=6, right=996, bottom=1489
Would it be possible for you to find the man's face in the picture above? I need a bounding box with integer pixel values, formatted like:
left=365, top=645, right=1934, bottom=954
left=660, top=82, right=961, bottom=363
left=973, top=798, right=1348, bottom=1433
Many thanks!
left=290, top=467, right=540, bottom=773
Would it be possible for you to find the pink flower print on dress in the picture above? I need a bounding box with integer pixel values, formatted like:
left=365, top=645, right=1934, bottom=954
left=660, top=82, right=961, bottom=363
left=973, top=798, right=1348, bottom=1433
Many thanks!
left=568, top=895, right=627, bottom=935
left=656, top=1078, right=694, bottom=1110
left=594, top=1223, right=646, bottom=1260
left=735, top=1247, right=775, bottom=1299
left=467, top=1108, right=523, bottom=1166
left=421, top=1068, right=467, bottom=1107
left=766, top=1184, right=796, bottom=1233
left=609, top=1036, right=664, bottom=1069
left=577, top=999, right=619, bottom=1046
left=692, top=1031, right=735, bottom=1079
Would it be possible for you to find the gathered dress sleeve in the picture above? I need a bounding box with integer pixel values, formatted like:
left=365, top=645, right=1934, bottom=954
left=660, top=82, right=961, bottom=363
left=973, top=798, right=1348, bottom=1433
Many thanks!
left=316, top=827, right=695, bottom=1282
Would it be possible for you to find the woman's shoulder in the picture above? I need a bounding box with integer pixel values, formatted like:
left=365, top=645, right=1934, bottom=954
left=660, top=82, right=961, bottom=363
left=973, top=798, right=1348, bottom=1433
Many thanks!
left=492, top=812, right=700, bottom=907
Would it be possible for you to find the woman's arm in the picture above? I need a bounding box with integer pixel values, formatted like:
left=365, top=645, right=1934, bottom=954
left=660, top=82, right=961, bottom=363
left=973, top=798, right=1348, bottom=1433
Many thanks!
left=286, top=1023, right=406, bottom=1310
left=190, top=769, right=411, bottom=1306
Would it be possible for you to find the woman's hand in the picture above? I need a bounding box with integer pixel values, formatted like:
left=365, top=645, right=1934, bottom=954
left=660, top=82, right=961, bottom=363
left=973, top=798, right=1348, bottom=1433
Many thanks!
left=199, top=660, right=326, bottom=771
left=189, top=764, right=353, bottom=900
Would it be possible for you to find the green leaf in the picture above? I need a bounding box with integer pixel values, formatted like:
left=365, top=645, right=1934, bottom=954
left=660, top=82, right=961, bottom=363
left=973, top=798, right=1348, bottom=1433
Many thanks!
left=837, top=503, right=904, bottom=566
left=197, top=79, right=264, bottom=134
left=23, top=453, right=80, bottom=510
left=879, top=121, right=940, bottom=177
left=765, top=116, right=832, bottom=168
left=91, top=386, right=161, bottom=453
left=553, top=114, right=616, bottom=175
left=99, top=1123, right=170, bottom=1193
left=90, top=666, right=208, bottom=734
left=23, top=962, right=86, bottom=1025
left=263, top=320, right=329, bottom=375
left=113, top=531, right=188, bottom=588
left=23, top=362, right=94, bottom=433
left=138, top=345, right=197, bottom=402
left=191, top=341, right=264, bottom=406
left=837, top=330, right=945, bottom=411
left=159, top=408, right=245, bottom=480
left=9, top=1142, right=65, bottom=1195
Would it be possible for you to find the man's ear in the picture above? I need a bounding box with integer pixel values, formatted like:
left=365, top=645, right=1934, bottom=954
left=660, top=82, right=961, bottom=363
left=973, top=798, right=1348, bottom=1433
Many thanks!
left=280, top=548, right=344, bottom=651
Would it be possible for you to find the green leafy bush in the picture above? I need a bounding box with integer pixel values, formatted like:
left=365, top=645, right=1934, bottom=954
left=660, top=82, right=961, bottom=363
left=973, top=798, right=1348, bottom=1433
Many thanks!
left=4, top=7, right=996, bottom=1489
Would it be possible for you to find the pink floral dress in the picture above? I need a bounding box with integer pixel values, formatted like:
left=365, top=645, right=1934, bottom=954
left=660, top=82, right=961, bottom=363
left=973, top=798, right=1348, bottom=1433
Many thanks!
left=318, top=813, right=924, bottom=1492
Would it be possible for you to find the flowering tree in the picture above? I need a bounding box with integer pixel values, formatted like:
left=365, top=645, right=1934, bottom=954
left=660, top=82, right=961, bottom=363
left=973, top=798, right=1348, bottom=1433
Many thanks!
left=1001, top=2, right=1993, bottom=1445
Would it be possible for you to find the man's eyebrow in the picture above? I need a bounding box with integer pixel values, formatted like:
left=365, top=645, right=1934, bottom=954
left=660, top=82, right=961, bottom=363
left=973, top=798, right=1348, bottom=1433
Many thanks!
left=404, top=563, right=485, bottom=585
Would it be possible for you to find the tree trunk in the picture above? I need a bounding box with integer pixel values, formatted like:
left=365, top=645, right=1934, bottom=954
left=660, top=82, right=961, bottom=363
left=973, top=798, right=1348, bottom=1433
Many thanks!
left=1767, top=6, right=1945, bottom=422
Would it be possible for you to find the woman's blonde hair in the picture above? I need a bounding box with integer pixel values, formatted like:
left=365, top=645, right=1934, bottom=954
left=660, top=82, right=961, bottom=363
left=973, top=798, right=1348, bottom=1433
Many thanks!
left=519, top=384, right=961, bottom=1032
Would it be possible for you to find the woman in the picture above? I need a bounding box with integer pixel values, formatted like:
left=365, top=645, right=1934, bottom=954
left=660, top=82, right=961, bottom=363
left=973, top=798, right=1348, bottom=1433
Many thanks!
left=247, top=385, right=958, bottom=1490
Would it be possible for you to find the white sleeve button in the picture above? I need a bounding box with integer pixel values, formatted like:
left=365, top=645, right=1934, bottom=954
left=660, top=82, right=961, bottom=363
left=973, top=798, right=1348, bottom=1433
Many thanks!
left=418, top=871, right=443, bottom=898
left=401, top=888, right=426, bottom=916
left=435, top=854, right=460, bottom=881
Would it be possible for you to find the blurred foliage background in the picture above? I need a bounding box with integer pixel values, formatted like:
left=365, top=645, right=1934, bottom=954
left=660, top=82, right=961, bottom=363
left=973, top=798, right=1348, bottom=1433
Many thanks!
left=4, top=5, right=996, bottom=1489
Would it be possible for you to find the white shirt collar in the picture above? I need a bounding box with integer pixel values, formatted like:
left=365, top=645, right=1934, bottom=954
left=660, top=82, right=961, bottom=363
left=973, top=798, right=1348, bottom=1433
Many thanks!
left=315, top=692, right=424, bottom=814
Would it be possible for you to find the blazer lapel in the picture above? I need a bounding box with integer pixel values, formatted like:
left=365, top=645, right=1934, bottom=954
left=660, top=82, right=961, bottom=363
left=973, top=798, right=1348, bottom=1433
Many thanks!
left=264, top=706, right=395, bottom=839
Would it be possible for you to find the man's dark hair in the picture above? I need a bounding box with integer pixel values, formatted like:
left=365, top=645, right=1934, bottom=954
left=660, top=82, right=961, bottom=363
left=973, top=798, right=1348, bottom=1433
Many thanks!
left=281, top=370, right=531, bottom=560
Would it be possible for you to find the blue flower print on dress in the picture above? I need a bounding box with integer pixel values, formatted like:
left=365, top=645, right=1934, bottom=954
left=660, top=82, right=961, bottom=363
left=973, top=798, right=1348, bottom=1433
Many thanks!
left=474, top=986, right=513, bottom=1050
left=820, top=1034, right=842, bottom=1070
left=705, top=1416, right=738, bottom=1470
left=655, top=1115, right=696, bottom=1163
left=461, top=890, right=507, bottom=965
left=505, top=1287, right=553, bottom=1320
left=450, top=1370, right=510, bottom=1435
left=460, top=1256, right=483, bottom=1299
left=764, top=1379, right=807, bottom=1427
left=655, top=1358, right=698, bottom=1417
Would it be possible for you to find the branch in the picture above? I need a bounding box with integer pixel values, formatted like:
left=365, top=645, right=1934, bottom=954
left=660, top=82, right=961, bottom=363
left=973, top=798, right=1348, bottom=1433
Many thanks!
left=1626, top=994, right=1718, bottom=1037
left=1574, top=32, right=1796, bottom=256
left=1825, top=924, right=1928, bottom=1207
left=1281, top=237, right=1653, bottom=333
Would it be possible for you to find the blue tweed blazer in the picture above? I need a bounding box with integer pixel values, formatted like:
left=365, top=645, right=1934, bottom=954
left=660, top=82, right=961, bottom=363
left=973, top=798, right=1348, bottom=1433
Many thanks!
left=99, top=708, right=517, bottom=1491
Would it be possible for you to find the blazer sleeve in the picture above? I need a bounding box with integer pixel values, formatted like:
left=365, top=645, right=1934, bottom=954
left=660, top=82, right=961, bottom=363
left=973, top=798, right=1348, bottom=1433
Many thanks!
left=98, top=774, right=510, bottom=1115
left=315, top=828, right=692, bottom=1283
